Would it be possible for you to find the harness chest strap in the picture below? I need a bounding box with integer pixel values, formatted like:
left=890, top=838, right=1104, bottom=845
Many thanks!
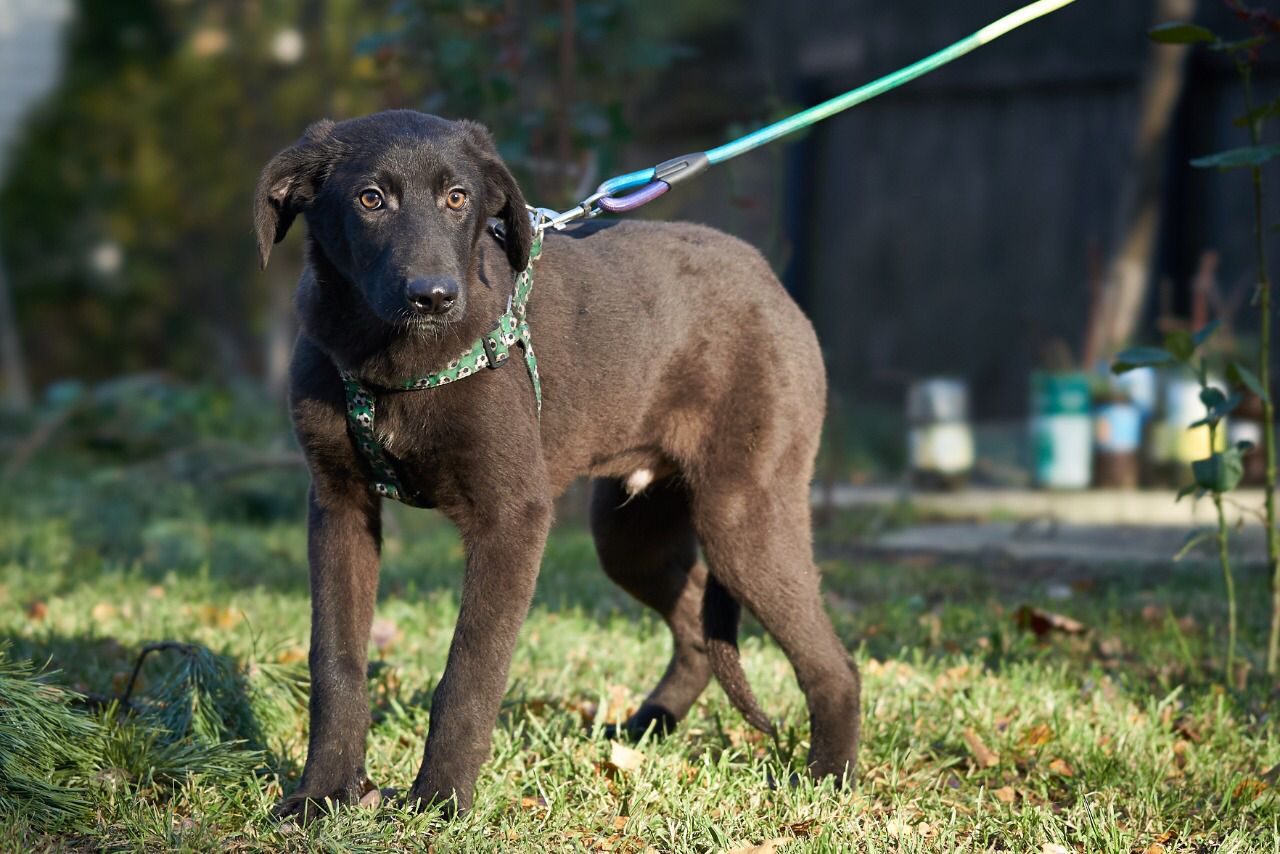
left=340, top=230, right=544, bottom=506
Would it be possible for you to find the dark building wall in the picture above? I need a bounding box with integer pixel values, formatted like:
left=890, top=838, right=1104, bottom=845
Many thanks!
left=626, top=1, right=1280, bottom=419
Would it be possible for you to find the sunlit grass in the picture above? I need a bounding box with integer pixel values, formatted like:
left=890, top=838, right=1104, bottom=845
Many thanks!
left=0, top=470, right=1277, bottom=851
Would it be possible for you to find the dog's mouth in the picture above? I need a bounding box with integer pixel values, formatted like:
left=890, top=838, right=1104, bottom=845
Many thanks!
left=371, top=294, right=466, bottom=331
left=395, top=302, right=464, bottom=332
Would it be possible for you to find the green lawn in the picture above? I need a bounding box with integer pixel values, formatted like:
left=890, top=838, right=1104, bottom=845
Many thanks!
left=1, top=464, right=1277, bottom=852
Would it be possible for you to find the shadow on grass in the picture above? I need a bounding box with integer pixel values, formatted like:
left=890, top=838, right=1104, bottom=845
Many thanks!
left=0, top=631, right=305, bottom=786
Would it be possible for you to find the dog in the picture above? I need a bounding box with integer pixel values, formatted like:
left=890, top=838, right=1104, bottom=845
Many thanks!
left=254, top=109, right=860, bottom=818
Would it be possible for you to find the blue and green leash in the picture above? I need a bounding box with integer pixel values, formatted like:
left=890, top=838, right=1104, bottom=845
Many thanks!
left=345, top=0, right=1079, bottom=505
left=533, top=0, right=1079, bottom=229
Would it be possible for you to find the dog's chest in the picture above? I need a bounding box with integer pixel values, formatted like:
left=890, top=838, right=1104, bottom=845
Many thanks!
left=367, top=394, right=451, bottom=508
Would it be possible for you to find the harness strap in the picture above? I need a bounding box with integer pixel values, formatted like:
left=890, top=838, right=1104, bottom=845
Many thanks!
left=339, top=230, right=543, bottom=506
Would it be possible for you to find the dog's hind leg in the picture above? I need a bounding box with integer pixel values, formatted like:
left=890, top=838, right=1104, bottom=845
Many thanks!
left=691, top=480, right=861, bottom=782
left=589, top=476, right=712, bottom=739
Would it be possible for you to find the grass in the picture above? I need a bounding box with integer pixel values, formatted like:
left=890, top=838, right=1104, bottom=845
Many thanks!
left=0, top=459, right=1278, bottom=852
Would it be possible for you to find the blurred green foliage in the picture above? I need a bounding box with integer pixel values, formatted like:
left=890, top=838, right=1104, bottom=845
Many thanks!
left=0, top=0, right=733, bottom=390
left=1, top=0, right=394, bottom=383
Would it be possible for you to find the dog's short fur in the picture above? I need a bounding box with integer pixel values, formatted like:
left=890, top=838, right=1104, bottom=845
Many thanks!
left=255, top=110, right=860, bottom=818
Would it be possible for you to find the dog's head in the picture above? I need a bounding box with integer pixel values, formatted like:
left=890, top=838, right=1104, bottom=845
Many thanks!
left=254, top=110, right=531, bottom=327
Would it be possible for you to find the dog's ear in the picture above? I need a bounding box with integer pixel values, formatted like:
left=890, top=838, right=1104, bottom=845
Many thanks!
left=490, top=159, right=532, bottom=271
left=460, top=121, right=532, bottom=271
left=254, top=119, right=338, bottom=270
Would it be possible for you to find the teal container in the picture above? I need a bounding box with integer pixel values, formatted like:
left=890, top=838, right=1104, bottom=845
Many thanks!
left=1031, top=372, right=1091, bottom=416
left=1030, top=372, right=1093, bottom=489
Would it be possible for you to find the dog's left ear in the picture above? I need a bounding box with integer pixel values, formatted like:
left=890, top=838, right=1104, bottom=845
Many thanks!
left=460, top=121, right=532, bottom=271
left=254, top=119, right=339, bottom=270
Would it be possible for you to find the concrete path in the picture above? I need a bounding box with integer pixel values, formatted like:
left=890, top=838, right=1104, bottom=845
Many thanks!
left=817, top=484, right=1269, bottom=527
left=868, top=521, right=1268, bottom=566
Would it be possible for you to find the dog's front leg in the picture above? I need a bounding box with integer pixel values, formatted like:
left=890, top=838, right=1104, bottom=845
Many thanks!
left=407, top=490, right=552, bottom=814
left=276, top=485, right=381, bottom=821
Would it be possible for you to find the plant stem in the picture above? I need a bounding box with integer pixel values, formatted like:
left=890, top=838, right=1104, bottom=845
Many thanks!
left=1207, top=415, right=1238, bottom=680
left=1242, top=66, right=1280, bottom=675
left=1214, top=492, right=1238, bottom=681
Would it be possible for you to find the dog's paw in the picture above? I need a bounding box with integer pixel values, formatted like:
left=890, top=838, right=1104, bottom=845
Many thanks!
left=403, top=783, right=467, bottom=818
left=600, top=703, right=679, bottom=742
left=273, top=771, right=379, bottom=825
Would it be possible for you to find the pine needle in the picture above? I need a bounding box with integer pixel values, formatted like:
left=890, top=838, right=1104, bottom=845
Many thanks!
left=0, top=646, right=101, bottom=827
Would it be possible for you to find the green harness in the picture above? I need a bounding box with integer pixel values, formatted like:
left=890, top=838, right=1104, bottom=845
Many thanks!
left=340, top=230, right=544, bottom=506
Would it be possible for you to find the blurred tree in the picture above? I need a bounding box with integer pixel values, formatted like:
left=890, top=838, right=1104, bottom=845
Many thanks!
left=0, top=0, right=402, bottom=393
left=0, top=0, right=734, bottom=393
left=375, top=0, right=736, bottom=207
left=1084, top=0, right=1200, bottom=366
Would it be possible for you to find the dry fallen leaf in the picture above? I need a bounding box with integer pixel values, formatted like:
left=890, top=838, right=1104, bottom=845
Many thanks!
left=1020, top=723, right=1055, bottom=750
left=605, top=684, right=633, bottom=724
left=91, top=602, right=118, bottom=623
left=1042, top=844, right=1071, bottom=854
left=935, top=664, right=971, bottom=690
left=721, top=838, right=789, bottom=854
left=370, top=618, right=400, bottom=652
left=1172, top=717, right=1202, bottom=743
left=786, top=820, right=816, bottom=838
left=277, top=647, right=306, bottom=665
left=1015, top=606, right=1087, bottom=638
left=1144, top=844, right=1166, bottom=854
left=962, top=728, right=999, bottom=768
left=26, top=600, right=47, bottom=621
left=1233, top=778, right=1267, bottom=802
left=993, top=786, right=1017, bottom=803
left=1096, top=636, right=1125, bottom=658
left=1047, top=758, right=1074, bottom=778
left=197, top=605, right=240, bottom=629
left=612, top=816, right=628, bottom=831
left=608, top=741, right=645, bottom=774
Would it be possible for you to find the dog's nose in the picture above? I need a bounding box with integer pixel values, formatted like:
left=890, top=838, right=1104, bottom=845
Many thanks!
left=405, top=277, right=459, bottom=315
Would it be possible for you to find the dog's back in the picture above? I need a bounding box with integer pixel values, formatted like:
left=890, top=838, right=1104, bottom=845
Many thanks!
left=509, top=219, right=827, bottom=495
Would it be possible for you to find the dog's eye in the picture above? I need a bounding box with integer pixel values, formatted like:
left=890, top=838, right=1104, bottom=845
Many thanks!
left=358, top=189, right=384, bottom=211
left=446, top=189, right=467, bottom=211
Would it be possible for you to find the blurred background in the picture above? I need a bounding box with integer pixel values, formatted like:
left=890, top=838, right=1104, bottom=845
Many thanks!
left=2, top=0, right=1278, bottom=505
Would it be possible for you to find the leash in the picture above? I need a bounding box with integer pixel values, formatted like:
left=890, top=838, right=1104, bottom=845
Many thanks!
left=530, top=0, right=1078, bottom=231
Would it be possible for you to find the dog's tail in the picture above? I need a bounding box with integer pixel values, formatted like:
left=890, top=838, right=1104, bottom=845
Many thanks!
left=702, top=574, right=776, bottom=735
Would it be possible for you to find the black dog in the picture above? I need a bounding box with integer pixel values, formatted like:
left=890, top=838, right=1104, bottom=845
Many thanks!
left=255, top=110, right=859, bottom=818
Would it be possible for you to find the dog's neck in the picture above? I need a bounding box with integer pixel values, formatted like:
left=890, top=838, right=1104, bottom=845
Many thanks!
left=296, top=237, right=511, bottom=390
